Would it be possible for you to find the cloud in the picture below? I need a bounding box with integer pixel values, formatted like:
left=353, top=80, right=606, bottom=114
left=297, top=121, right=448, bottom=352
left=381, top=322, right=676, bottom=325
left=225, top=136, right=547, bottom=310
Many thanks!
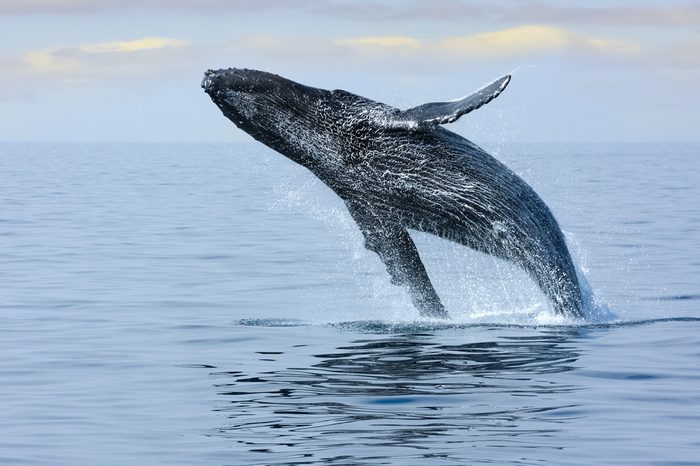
left=20, top=37, right=194, bottom=78
left=320, top=25, right=635, bottom=60
left=316, top=1, right=501, bottom=22
left=219, top=25, right=700, bottom=83
left=439, top=25, right=574, bottom=57
left=3, top=0, right=700, bottom=28
left=505, top=2, right=700, bottom=27
left=0, top=0, right=317, bottom=15
left=231, top=26, right=643, bottom=69
left=2, top=26, right=698, bottom=102
left=0, top=36, right=201, bottom=100
left=77, top=37, right=190, bottom=53
left=438, top=25, right=641, bottom=58
left=336, top=36, right=422, bottom=50
left=322, top=1, right=700, bottom=27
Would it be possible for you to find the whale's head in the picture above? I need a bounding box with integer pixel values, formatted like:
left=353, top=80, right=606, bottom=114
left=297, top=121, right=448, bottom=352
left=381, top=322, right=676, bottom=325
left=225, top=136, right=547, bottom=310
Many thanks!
left=202, top=68, right=395, bottom=176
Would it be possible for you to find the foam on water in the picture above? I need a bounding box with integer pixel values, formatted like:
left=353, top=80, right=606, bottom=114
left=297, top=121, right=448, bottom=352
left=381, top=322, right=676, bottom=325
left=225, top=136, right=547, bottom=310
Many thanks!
left=233, top=316, right=700, bottom=334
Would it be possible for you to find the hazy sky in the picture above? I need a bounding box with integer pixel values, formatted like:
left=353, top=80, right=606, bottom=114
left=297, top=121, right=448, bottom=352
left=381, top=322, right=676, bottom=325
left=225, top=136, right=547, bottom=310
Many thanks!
left=1, top=0, right=699, bottom=143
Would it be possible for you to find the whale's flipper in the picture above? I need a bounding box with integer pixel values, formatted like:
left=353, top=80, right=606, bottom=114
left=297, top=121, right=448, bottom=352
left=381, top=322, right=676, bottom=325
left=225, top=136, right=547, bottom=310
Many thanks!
left=347, top=202, right=448, bottom=319
left=396, top=75, right=511, bottom=126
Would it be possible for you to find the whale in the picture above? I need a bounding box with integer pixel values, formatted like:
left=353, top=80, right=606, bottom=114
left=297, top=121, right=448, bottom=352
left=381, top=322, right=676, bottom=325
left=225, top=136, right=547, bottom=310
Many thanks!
left=202, top=68, right=583, bottom=319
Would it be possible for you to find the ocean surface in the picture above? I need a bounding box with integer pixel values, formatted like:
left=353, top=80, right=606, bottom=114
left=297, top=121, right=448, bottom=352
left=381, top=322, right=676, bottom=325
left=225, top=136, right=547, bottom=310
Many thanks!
left=1, top=141, right=699, bottom=465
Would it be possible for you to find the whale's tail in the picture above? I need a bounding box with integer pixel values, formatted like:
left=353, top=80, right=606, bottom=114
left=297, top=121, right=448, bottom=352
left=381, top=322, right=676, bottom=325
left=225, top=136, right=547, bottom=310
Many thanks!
left=514, top=233, right=584, bottom=318
left=535, top=259, right=584, bottom=318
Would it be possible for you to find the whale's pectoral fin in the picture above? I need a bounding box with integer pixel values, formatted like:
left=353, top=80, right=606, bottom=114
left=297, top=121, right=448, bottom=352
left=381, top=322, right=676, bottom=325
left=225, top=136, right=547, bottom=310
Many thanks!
left=347, top=203, right=448, bottom=319
left=395, top=74, right=510, bottom=126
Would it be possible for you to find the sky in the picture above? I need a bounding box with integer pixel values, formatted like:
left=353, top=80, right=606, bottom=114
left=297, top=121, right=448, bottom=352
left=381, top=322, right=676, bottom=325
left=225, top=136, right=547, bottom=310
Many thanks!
left=1, top=0, right=699, bottom=143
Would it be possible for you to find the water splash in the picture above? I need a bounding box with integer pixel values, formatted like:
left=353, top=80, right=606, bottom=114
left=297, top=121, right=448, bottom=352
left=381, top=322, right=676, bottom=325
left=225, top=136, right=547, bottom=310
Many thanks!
left=265, top=183, right=619, bottom=328
left=565, top=231, right=618, bottom=323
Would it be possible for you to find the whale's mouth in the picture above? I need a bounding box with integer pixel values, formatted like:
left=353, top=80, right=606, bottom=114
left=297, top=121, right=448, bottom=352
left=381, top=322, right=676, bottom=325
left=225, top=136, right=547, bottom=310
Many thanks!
left=202, top=68, right=307, bottom=100
left=201, top=68, right=259, bottom=95
left=201, top=68, right=228, bottom=96
left=201, top=69, right=232, bottom=96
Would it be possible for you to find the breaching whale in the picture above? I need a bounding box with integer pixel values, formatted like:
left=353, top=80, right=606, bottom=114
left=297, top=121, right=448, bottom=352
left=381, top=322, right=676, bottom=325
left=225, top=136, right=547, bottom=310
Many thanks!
left=202, top=68, right=583, bottom=319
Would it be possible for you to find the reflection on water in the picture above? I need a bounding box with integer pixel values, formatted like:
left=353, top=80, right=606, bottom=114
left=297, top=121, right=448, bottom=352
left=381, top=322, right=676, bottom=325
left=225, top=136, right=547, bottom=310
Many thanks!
left=211, top=327, right=586, bottom=465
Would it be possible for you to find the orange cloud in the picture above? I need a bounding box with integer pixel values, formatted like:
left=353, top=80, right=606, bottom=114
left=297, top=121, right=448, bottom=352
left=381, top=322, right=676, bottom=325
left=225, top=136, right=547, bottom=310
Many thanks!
left=21, top=37, right=193, bottom=76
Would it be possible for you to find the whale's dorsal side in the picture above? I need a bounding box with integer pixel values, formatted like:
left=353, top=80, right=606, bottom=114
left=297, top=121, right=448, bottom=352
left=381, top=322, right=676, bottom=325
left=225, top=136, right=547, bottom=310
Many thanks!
left=395, top=74, right=511, bottom=126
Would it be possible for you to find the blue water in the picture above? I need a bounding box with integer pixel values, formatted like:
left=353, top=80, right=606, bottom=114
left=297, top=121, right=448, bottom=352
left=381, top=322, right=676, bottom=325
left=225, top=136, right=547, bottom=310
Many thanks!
left=1, top=141, right=699, bottom=465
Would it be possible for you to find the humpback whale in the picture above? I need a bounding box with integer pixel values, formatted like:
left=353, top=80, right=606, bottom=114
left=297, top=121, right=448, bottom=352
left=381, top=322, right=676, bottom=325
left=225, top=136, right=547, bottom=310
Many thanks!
left=202, top=68, right=583, bottom=319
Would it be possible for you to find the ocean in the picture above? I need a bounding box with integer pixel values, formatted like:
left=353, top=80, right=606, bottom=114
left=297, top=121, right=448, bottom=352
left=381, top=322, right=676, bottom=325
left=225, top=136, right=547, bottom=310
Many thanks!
left=1, top=141, right=699, bottom=465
